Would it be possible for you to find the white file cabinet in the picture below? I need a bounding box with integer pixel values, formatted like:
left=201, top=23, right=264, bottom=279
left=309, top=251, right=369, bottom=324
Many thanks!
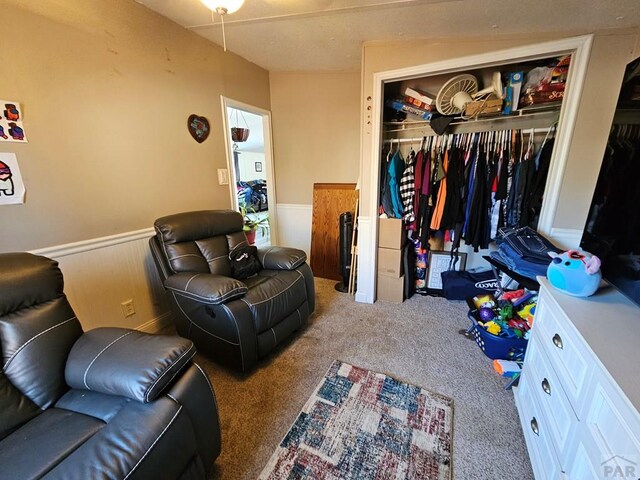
left=514, top=278, right=640, bottom=480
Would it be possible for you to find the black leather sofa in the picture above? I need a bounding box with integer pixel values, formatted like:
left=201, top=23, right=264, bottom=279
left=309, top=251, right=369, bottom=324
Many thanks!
left=0, top=253, right=221, bottom=479
left=149, top=210, right=315, bottom=372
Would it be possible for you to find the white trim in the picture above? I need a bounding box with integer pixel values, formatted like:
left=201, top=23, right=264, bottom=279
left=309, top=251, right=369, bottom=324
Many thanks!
left=136, top=312, right=173, bottom=334
left=29, top=228, right=155, bottom=258
left=275, top=203, right=312, bottom=211
left=362, top=34, right=594, bottom=305
left=220, top=97, right=279, bottom=246
left=537, top=36, right=593, bottom=237
left=549, top=228, right=583, bottom=250
left=355, top=216, right=374, bottom=304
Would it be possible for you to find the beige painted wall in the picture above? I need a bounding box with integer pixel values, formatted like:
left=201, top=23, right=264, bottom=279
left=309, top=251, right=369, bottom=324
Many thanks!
left=360, top=31, right=639, bottom=231
left=269, top=72, right=361, bottom=205
left=0, top=0, right=270, bottom=252
left=237, top=151, right=265, bottom=181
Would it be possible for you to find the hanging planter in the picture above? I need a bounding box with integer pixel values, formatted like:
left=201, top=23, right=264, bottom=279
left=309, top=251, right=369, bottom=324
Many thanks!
left=230, top=109, right=250, bottom=142
left=231, top=127, right=250, bottom=142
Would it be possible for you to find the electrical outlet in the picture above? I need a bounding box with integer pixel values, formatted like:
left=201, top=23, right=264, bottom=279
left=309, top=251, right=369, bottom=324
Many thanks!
left=121, top=299, right=135, bottom=317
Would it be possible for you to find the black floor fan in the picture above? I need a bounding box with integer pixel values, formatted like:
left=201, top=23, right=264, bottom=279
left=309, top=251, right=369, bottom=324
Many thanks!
left=335, top=211, right=353, bottom=293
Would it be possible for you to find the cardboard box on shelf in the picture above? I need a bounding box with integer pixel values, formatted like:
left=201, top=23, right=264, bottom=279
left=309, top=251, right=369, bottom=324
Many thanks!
left=465, top=96, right=503, bottom=117
left=378, top=247, right=403, bottom=278
left=377, top=274, right=404, bottom=303
left=378, top=218, right=405, bottom=250
left=385, top=99, right=433, bottom=121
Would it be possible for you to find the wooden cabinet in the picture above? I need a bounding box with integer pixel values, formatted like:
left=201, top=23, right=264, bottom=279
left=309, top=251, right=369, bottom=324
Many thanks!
left=515, top=278, right=640, bottom=479
left=310, top=183, right=358, bottom=281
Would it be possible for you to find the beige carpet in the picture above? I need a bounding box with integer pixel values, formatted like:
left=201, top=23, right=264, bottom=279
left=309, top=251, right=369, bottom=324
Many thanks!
left=193, top=278, right=534, bottom=480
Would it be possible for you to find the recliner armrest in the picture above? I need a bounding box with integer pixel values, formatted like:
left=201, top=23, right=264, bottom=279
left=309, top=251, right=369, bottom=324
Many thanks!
left=258, top=246, right=307, bottom=270
left=65, top=328, right=195, bottom=403
left=165, top=272, right=247, bottom=304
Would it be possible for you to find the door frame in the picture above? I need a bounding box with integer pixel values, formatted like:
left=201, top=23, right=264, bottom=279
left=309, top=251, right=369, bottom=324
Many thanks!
left=357, top=34, right=593, bottom=304
left=220, top=96, right=279, bottom=245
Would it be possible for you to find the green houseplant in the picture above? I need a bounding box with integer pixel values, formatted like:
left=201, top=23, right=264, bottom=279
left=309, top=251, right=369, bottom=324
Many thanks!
left=239, top=204, right=269, bottom=244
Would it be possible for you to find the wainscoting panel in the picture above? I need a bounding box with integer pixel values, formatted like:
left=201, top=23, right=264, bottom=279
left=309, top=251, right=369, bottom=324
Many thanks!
left=276, top=203, right=312, bottom=258
left=30, top=229, right=170, bottom=332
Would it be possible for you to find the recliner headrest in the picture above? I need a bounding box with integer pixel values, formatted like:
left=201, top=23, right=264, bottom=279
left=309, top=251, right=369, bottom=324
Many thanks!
left=0, top=253, right=64, bottom=317
left=154, top=210, right=244, bottom=244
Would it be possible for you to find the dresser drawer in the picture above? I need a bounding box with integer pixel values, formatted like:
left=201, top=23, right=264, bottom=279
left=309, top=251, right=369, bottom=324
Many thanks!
left=524, top=337, right=577, bottom=468
left=533, top=290, right=593, bottom=415
left=581, top=374, right=640, bottom=462
left=564, top=439, right=605, bottom=480
left=514, top=368, right=563, bottom=480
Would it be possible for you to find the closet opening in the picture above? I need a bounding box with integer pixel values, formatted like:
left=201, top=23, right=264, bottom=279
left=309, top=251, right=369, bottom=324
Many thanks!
left=357, top=35, right=594, bottom=304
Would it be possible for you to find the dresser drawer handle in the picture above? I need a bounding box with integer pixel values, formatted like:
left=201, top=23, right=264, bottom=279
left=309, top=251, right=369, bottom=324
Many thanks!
left=541, top=378, right=551, bottom=395
left=530, top=417, right=539, bottom=436
left=552, top=333, right=563, bottom=349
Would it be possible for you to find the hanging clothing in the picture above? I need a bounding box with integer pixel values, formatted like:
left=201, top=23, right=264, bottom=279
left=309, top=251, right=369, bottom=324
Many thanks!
left=464, top=135, right=491, bottom=251
left=399, top=149, right=416, bottom=223
left=440, top=140, right=465, bottom=231
left=430, top=143, right=449, bottom=230
left=520, top=136, right=555, bottom=228
left=416, top=145, right=434, bottom=247
left=388, top=149, right=405, bottom=218
left=380, top=145, right=405, bottom=218
left=462, top=136, right=479, bottom=238
left=380, top=147, right=395, bottom=216
left=382, top=125, right=557, bottom=253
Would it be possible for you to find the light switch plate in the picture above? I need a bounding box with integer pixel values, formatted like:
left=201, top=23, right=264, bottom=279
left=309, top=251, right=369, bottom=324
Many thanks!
left=217, top=169, right=229, bottom=185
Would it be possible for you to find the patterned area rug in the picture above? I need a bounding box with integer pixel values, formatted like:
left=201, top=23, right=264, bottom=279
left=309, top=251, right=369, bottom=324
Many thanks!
left=259, top=360, right=453, bottom=479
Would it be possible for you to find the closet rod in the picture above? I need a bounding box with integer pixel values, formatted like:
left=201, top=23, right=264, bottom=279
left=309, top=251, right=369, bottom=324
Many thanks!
left=384, top=109, right=559, bottom=134
left=613, top=109, right=640, bottom=125
left=382, top=127, right=553, bottom=144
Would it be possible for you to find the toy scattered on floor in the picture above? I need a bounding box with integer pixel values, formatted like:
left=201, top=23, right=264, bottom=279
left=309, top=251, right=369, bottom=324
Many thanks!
left=547, top=249, right=602, bottom=297
left=493, top=359, right=522, bottom=377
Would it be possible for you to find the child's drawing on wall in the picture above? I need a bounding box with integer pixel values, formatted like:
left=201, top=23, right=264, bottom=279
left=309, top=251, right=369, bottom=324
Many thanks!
left=0, top=100, right=28, bottom=143
left=0, top=160, right=13, bottom=196
left=0, top=153, right=25, bottom=205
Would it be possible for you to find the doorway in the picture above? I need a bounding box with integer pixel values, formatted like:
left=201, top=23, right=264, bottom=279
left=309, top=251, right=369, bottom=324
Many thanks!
left=221, top=97, right=278, bottom=247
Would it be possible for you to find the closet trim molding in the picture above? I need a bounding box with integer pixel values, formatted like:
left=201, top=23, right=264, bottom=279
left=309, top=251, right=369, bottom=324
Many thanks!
left=360, top=34, right=594, bottom=304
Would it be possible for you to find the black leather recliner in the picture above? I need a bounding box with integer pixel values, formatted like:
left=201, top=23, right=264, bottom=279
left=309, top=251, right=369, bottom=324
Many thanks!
left=0, top=252, right=221, bottom=480
left=149, top=210, right=315, bottom=372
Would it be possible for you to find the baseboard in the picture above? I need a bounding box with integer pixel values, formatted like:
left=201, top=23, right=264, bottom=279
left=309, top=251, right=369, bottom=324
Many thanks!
left=136, top=312, right=173, bottom=334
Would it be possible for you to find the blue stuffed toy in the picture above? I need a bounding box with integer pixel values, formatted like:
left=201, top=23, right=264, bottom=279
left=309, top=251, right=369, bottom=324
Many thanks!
left=547, top=249, right=602, bottom=297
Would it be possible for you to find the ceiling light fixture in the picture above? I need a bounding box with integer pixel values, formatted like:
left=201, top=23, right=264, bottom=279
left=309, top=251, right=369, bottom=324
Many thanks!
left=200, top=0, right=245, bottom=52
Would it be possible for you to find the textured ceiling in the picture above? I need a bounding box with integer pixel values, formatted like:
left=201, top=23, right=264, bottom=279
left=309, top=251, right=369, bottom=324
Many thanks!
left=137, top=0, right=640, bottom=71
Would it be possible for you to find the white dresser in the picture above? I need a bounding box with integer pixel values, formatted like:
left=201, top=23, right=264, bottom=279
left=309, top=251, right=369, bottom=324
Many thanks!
left=514, top=278, right=640, bottom=480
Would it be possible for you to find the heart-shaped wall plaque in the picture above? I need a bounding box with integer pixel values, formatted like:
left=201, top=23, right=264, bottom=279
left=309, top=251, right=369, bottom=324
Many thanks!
left=187, top=114, right=210, bottom=143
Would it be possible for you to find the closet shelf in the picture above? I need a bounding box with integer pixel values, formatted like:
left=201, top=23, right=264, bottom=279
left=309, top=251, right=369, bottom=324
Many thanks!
left=383, top=103, right=560, bottom=135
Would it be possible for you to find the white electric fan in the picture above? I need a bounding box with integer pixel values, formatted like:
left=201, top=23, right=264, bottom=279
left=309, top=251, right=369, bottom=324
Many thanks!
left=474, top=72, right=503, bottom=99
left=435, top=74, right=479, bottom=115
